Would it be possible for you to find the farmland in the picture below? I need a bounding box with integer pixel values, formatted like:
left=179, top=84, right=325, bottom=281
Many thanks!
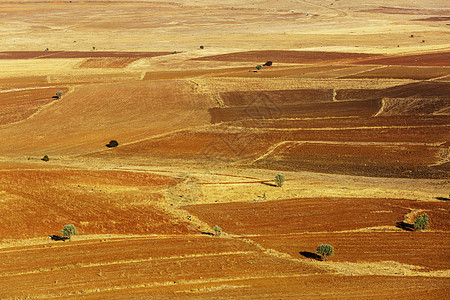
left=0, top=0, right=449, bottom=298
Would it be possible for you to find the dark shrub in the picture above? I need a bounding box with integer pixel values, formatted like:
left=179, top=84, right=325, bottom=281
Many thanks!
left=106, top=140, right=119, bottom=148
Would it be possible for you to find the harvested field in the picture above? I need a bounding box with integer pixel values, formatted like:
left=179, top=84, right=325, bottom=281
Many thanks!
left=0, top=236, right=321, bottom=299
left=79, top=57, right=139, bottom=68
left=0, top=169, right=190, bottom=239
left=0, top=80, right=214, bottom=156
left=89, top=276, right=450, bottom=299
left=0, top=51, right=171, bottom=60
left=357, top=51, right=450, bottom=66
left=253, top=142, right=449, bottom=178
left=210, top=99, right=381, bottom=123
left=377, top=97, right=450, bottom=116
left=253, top=232, right=449, bottom=270
left=227, top=115, right=450, bottom=129
left=0, top=87, right=68, bottom=125
left=183, top=197, right=449, bottom=235
left=192, top=50, right=381, bottom=64
left=1, top=0, right=449, bottom=297
left=220, top=89, right=333, bottom=106
left=343, top=66, right=450, bottom=80
left=0, top=76, right=48, bottom=90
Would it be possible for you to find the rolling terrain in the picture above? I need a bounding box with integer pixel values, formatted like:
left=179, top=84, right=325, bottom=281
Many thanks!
left=0, top=0, right=449, bottom=298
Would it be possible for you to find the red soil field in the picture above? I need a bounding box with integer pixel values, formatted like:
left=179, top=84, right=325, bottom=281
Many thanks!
left=356, top=51, right=450, bottom=66
left=210, top=99, right=381, bottom=123
left=0, top=87, right=67, bottom=125
left=227, top=115, right=450, bottom=129
left=0, top=236, right=321, bottom=299
left=220, top=89, right=333, bottom=106
left=254, top=142, right=448, bottom=178
left=253, top=232, right=449, bottom=270
left=79, top=57, right=139, bottom=68
left=343, top=66, right=450, bottom=80
left=0, top=169, right=191, bottom=239
left=0, top=80, right=214, bottom=157
left=192, top=50, right=381, bottom=64
left=183, top=197, right=449, bottom=235
left=96, top=276, right=450, bottom=299
left=0, top=76, right=48, bottom=90
left=0, top=51, right=172, bottom=59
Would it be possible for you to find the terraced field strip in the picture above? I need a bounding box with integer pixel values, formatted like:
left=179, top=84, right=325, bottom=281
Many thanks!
left=184, top=197, right=449, bottom=235
left=0, top=236, right=321, bottom=299
left=251, top=232, right=450, bottom=271
left=0, top=51, right=173, bottom=59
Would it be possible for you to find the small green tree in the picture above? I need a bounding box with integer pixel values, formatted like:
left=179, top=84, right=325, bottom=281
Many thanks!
left=61, top=224, right=78, bottom=239
left=414, top=213, right=430, bottom=231
left=212, top=225, right=222, bottom=237
left=55, top=91, right=63, bottom=98
left=42, top=155, right=49, bottom=162
left=275, top=174, right=285, bottom=187
left=256, top=65, right=262, bottom=70
left=316, top=244, right=334, bottom=261
left=106, top=140, right=119, bottom=148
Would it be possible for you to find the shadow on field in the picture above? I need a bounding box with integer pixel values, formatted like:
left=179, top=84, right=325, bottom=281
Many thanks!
left=435, top=197, right=450, bottom=201
left=299, top=251, right=322, bottom=261
left=261, top=182, right=278, bottom=187
left=201, top=232, right=215, bottom=236
left=396, top=221, right=414, bottom=231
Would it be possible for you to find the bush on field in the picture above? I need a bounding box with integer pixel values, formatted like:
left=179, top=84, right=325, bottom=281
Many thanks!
left=106, top=140, right=119, bottom=148
left=61, top=224, right=78, bottom=239
left=42, top=155, right=49, bottom=162
left=275, top=174, right=285, bottom=187
left=414, top=213, right=430, bottom=231
left=316, top=244, right=334, bottom=261
left=212, top=225, right=222, bottom=237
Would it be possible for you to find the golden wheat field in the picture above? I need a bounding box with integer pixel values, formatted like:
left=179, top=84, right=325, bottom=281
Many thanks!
left=0, top=0, right=449, bottom=298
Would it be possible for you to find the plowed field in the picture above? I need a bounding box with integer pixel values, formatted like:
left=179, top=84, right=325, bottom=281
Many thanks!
left=0, top=87, right=68, bottom=125
left=183, top=197, right=450, bottom=235
left=193, top=50, right=380, bottom=64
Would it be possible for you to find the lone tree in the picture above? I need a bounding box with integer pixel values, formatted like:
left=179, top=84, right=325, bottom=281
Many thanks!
left=275, top=174, right=285, bottom=187
left=55, top=91, right=63, bottom=99
left=316, top=244, right=334, bottom=261
left=256, top=65, right=262, bottom=70
left=42, top=155, right=49, bottom=162
left=212, top=225, right=222, bottom=237
left=61, top=224, right=78, bottom=239
left=263, top=61, right=273, bottom=66
left=414, top=213, right=430, bottom=231
left=106, top=140, right=119, bottom=148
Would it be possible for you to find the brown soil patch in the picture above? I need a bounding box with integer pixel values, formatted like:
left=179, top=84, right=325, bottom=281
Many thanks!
left=0, top=76, right=48, bottom=90
left=0, top=51, right=172, bottom=60
left=0, top=169, right=191, bottom=239
left=343, top=66, right=450, bottom=80
left=210, top=99, right=381, bottom=123
left=377, top=97, right=450, bottom=116
left=357, top=51, right=450, bottom=66
left=360, top=6, right=450, bottom=15
left=79, top=57, right=139, bottom=68
left=254, top=142, right=448, bottom=178
left=413, top=17, right=450, bottom=22
left=183, top=197, right=449, bottom=235
left=94, top=276, right=450, bottom=299
left=0, top=236, right=320, bottom=299
left=228, top=115, right=450, bottom=129
left=193, top=50, right=380, bottom=64
left=0, top=87, right=68, bottom=125
left=253, top=232, right=449, bottom=271
left=220, top=89, right=333, bottom=106
left=0, top=80, right=214, bottom=157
